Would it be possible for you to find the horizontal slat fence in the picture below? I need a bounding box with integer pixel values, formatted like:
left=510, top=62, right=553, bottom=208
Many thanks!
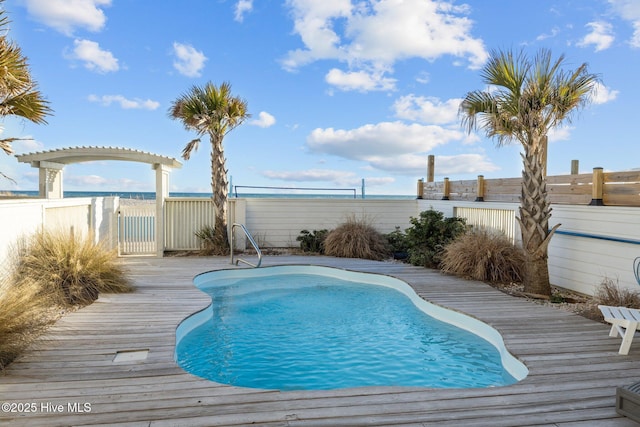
left=423, top=169, right=640, bottom=207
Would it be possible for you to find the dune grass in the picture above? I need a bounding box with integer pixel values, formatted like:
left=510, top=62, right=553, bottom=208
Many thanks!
left=13, top=230, right=132, bottom=306
left=323, top=216, right=389, bottom=261
left=0, top=274, right=59, bottom=370
left=0, top=229, right=132, bottom=370
left=441, top=228, right=525, bottom=284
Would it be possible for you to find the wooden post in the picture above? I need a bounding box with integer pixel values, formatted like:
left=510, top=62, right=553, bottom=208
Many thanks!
left=571, top=160, right=579, bottom=175
left=475, top=175, right=485, bottom=202
left=442, top=177, right=450, bottom=200
left=427, top=155, right=435, bottom=183
left=416, top=179, right=424, bottom=200
left=589, top=167, right=604, bottom=206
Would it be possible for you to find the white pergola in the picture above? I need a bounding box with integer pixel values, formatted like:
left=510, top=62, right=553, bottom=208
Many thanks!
left=16, top=146, right=183, bottom=257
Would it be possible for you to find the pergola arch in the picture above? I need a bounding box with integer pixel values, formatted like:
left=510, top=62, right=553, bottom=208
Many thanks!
left=16, top=146, right=183, bottom=257
left=16, top=146, right=182, bottom=199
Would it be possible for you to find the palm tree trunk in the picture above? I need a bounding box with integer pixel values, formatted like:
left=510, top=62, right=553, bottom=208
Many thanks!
left=516, top=144, right=560, bottom=296
left=210, top=133, right=229, bottom=255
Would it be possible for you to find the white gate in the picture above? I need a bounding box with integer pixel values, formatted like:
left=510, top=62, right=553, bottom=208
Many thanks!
left=118, top=203, right=156, bottom=255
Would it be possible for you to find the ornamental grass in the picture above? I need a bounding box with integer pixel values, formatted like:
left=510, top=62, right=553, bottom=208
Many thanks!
left=13, top=230, right=132, bottom=306
left=0, top=229, right=132, bottom=370
left=441, top=228, right=525, bottom=284
left=323, top=216, right=390, bottom=261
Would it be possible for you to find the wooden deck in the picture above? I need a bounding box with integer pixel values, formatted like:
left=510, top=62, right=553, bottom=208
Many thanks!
left=2, top=256, right=640, bottom=426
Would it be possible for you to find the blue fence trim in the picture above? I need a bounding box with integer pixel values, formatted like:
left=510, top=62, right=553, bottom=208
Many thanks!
left=555, top=229, right=640, bottom=246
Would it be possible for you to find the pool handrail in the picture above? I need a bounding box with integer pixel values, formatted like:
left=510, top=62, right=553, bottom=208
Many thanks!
left=230, top=223, right=262, bottom=268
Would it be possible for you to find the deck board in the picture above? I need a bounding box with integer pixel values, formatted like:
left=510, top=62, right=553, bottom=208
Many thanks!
left=1, top=255, right=639, bottom=426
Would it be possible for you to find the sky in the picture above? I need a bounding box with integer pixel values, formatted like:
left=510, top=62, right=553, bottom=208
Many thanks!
left=0, top=0, right=637, bottom=196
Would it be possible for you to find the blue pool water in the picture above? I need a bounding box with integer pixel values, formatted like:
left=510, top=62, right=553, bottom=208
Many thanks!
left=175, top=266, right=527, bottom=390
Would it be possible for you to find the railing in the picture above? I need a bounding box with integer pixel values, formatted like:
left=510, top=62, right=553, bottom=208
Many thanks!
left=417, top=155, right=640, bottom=207
left=230, top=223, right=262, bottom=268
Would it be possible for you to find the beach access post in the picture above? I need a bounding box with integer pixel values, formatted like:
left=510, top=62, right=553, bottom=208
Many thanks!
left=442, top=178, right=450, bottom=200
left=427, top=155, right=435, bottom=183
left=589, top=167, right=605, bottom=206
left=417, top=179, right=424, bottom=199
left=571, top=160, right=579, bottom=175
left=475, top=175, right=485, bottom=202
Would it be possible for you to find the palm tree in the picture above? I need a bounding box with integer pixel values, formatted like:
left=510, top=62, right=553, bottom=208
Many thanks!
left=459, top=48, right=598, bottom=296
left=169, top=81, right=249, bottom=254
left=0, top=0, right=52, bottom=180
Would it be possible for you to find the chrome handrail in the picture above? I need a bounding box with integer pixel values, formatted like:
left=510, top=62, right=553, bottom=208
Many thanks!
left=230, top=223, right=262, bottom=268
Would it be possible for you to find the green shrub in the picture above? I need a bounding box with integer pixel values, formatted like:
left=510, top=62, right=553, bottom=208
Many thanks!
left=323, top=217, right=389, bottom=260
left=385, top=226, right=410, bottom=259
left=13, top=230, right=132, bottom=307
left=296, top=229, right=328, bottom=253
left=440, top=228, right=525, bottom=284
left=405, top=209, right=466, bottom=268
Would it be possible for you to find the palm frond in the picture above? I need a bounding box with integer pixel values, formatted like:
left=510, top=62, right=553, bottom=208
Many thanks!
left=181, top=138, right=200, bottom=161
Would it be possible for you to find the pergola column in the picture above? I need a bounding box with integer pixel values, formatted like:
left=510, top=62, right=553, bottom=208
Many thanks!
left=35, top=161, right=65, bottom=199
left=154, top=163, right=171, bottom=258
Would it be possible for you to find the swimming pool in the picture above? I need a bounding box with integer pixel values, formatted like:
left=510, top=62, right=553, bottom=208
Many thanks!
left=175, top=265, right=528, bottom=390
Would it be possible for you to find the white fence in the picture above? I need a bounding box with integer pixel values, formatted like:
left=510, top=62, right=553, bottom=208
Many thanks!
left=420, top=200, right=640, bottom=295
left=0, top=197, right=118, bottom=269
left=165, top=198, right=215, bottom=251
left=453, top=206, right=518, bottom=243
left=2, top=196, right=639, bottom=296
left=118, top=203, right=156, bottom=255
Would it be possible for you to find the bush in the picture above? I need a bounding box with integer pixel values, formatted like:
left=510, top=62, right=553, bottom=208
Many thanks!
left=594, top=277, right=640, bottom=308
left=441, top=228, right=525, bottom=284
left=323, top=217, right=389, bottom=260
left=296, top=229, right=328, bottom=253
left=13, top=230, right=132, bottom=307
left=195, top=225, right=217, bottom=255
left=385, top=227, right=410, bottom=260
left=405, top=209, right=466, bottom=268
left=195, top=218, right=229, bottom=256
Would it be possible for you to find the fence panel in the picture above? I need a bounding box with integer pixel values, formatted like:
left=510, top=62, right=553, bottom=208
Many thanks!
left=453, top=206, right=517, bottom=242
left=118, top=203, right=156, bottom=255
left=164, top=198, right=215, bottom=250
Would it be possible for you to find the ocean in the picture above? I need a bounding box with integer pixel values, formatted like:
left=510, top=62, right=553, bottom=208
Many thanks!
left=3, top=190, right=415, bottom=200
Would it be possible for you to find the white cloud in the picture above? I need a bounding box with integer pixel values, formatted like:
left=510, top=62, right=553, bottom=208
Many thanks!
left=536, top=26, right=560, bottom=41
left=392, top=95, right=461, bottom=125
left=547, top=125, right=573, bottom=142
left=69, top=39, right=119, bottom=73
left=590, top=82, right=619, bottom=104
left=432, top=154, right=500, bottom=176
left=250, top=111, right=276, bottom=128
left=283, top=0, right=488, bottom=81
left=66, top=174, right=109, bottom=186
left=88, top=94, right=160, bottom=110
left=263, top=168, right=358, bottom=185
left=577, top=21, right=615, bottom=51
left=609, top=0, right=640, bottom=47
left=262, top=168, right=397, bottom=188
left=172, top=42, right=207, bottom=77
left=234, top=0, right=254, bottom=22
left=23, top=0, right=111, bottom=35
left=307, top=121, right=464, bottom=162
left=325, top=68, right=397, bottom=92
